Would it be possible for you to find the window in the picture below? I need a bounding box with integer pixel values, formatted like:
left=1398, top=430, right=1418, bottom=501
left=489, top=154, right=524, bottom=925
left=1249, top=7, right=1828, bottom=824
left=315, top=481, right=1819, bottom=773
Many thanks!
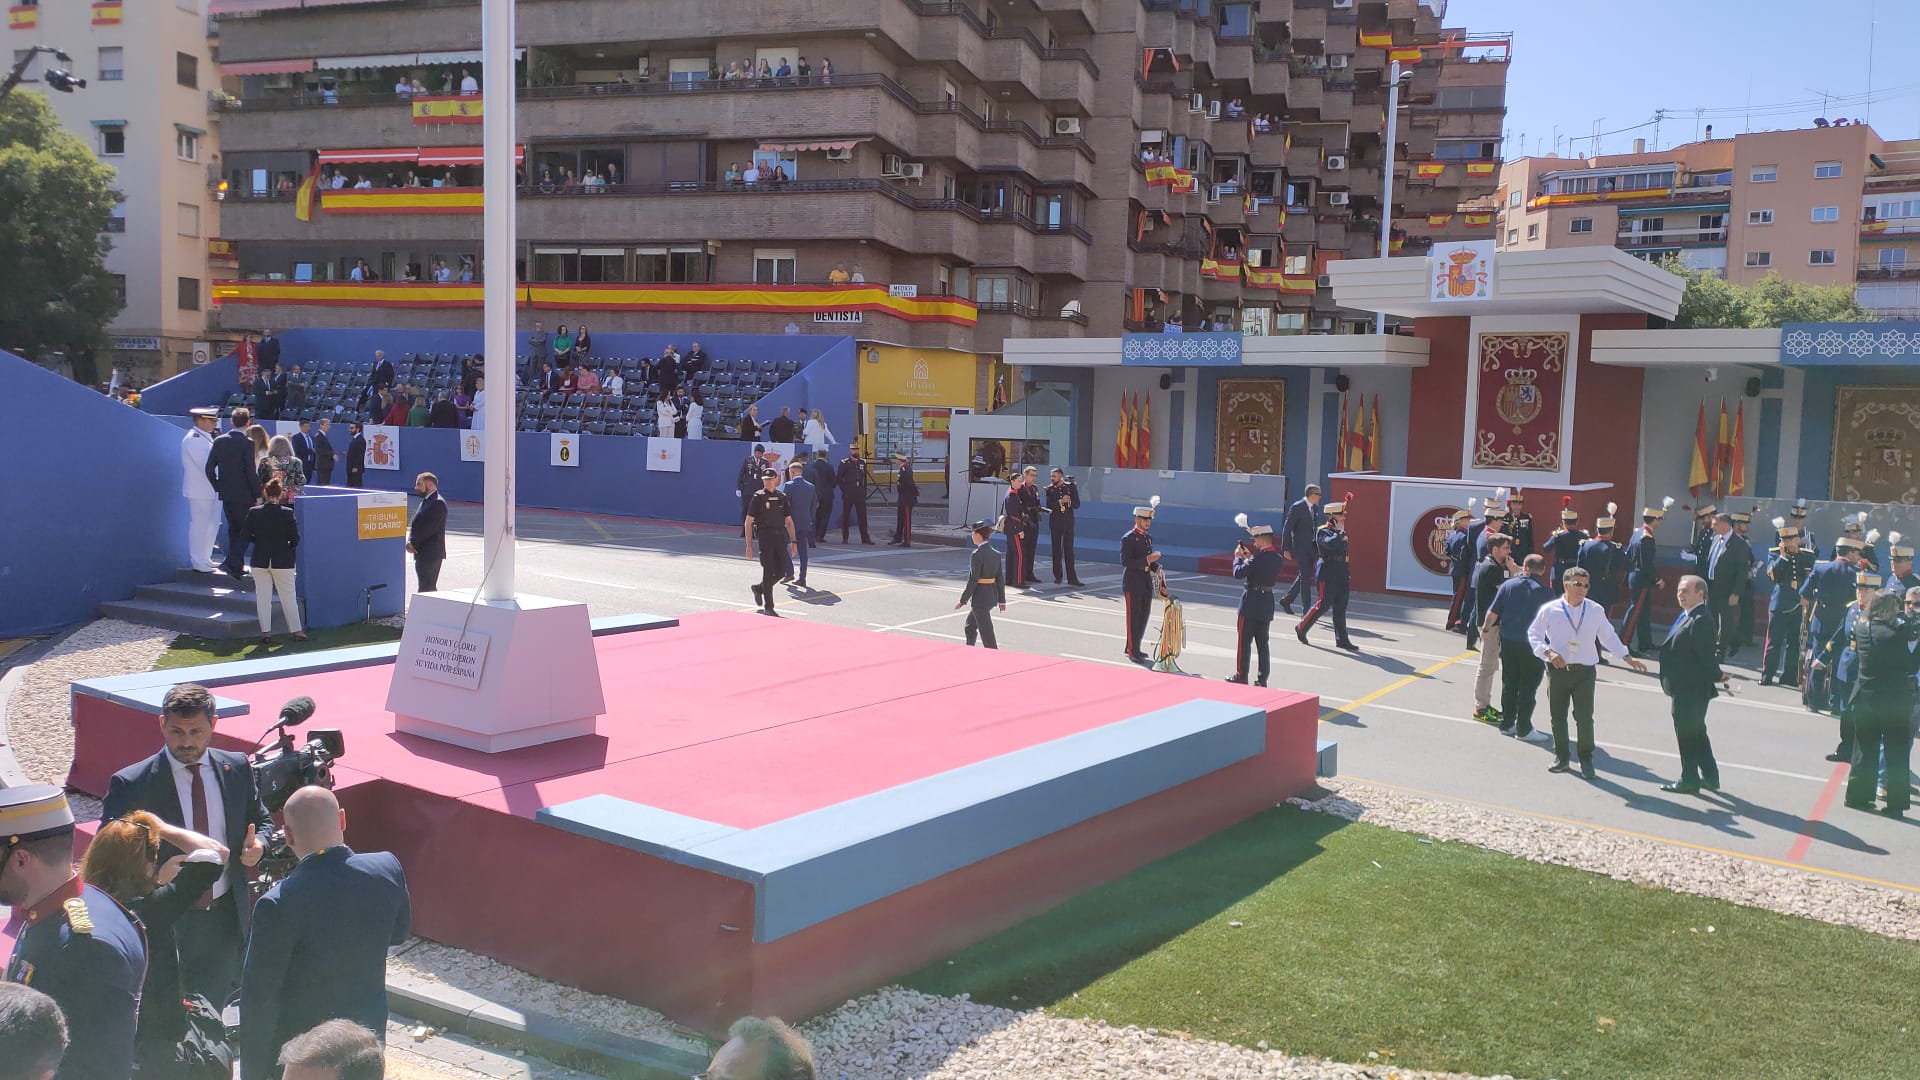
left=176, top=277, right=201, bottom=310
left=1434, top=86, right=1505, bottom=109
left=578, top=248, right=626, bottom=282
left=1814, top=160, right=1842, bottom=179
left=1811, top=205, right=1839, bottom=222
left=1506, top=228, right=1518, bottom=246
left=176, top=130, right=199, bottom=161
left=98, top=47, right=122, bottom=81
left=176, top=52, right=197, bottom=89
left=1699, top=213, right=1726, bottom=241
left=1273, top=312, right=1305, bottom=334
left=753, top=248, right=797, bottom=285
left=1746, top=209, right=1773, bottom=225
left=99, top=125, right=125, bottom=156
left=1570, top=217, right=1593, bottom=234
left=109, top=275, right=126, bottom=304
left=631, top=246, right=709, bottom=283
left=1509, top=190, right=1522, bottom=208
left=973, top=273, right=1035, bottom=308
left=1749, top=165, right=1777, bottom=183
left=176, top=203, right=199, bottom=236
left=104, top=202, right=126, bottom=233
left=532, top=249, right=578, bottom=281
left=1526, top=223, right=1540, bottom=240
left=1282, top=253, right=1309, bottom=275
left=1881, top=249, right=1907, bottom=269
left=1744, top=251, right=1771, bottom=268
left=1809, top=249, right=1836, bottom=265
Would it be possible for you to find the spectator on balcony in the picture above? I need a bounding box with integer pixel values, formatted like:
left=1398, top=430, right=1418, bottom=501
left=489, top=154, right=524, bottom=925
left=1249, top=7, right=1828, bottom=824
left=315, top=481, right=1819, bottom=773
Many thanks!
left=434, top=258, right=454, bottom=284
left=1227, top=97, right=1245, bottom=118
left=395, top=75, right=413, bottom=98
left=850, top=264, right=866, bottom=283
left=820, top=57, right=834, bottom=84
left=459, top=257, right=475, bottom=283
left=583, top=170, right=605, bottom=193
left=758, top=59, right=773, bottom=85
left=775, top=57, right=792, bottom=81
left=402, top=265, right=419, bottom=283
left=553, top=324, right=575, bottom=367
left=797, top=56, right=812, bottom=83
left=604, top=162, right=619, bottom=186
left=770, top=165, right=790, bottom=185
left=441, top=72, right=455, bottom=94
left=456, top=68, right=476, bottom=94
left=330, top=170, right=349, bottom=190
left=742, top=161, right=761, bottom=186
left=322, top=83, right=339, bottom=105
left=349, top=259, right=368, bottom=282
left=725, top=161, right=742, bottom=184
left=353, top=175, right=373, bottom=190
left=428, top=391, right=461, bottom=429
left=828, top=263, right=851, bottom=284
left=410, top=77, right=428, bottom=95
left=724, top=61, right=742, bottom=80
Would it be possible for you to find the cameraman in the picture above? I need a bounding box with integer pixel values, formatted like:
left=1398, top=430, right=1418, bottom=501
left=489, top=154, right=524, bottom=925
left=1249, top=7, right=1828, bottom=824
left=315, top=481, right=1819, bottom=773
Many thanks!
left=102, top=683, right=272, bottom=1004
left=240, top=786, right=410, bottom=1080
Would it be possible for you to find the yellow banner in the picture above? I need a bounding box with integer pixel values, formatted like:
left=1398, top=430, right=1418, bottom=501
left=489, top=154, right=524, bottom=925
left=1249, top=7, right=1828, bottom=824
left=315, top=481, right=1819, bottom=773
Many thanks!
left=1526, top=188, right=1674, bottom=210
left=210, top=282, right=979, bottom=325
left=1244, top=267, right=1285, bottom=290
left=1414, top=162, right=1446, bottom=179
left=1465, top=161, right=1497, bottom=176
left=7, top=5, right=37, bottom=29
left=1389, top=47, right=1424, bottom=63
left=412, top=95, right=484, bottom=125
left=1427, top=213, right=1455, bottom=227
left=1359, top=30, right=1394, bottom=48
left=323, top=188, right=485, bottom=215
left=1463, top=212, right=1493, bottom=226
left=90, top=1, right=122, bottom=25
left=357, top=504, right=408, bottom=540
left=1279, top=275, right=1318, bottom=295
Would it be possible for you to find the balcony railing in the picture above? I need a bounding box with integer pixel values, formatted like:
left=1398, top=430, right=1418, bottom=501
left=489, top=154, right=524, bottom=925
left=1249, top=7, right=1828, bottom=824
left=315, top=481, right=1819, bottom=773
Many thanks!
left=1862, top=220, right=1920, bottom=237
left=913, top=1, right=1100, bottom=74
left=976, top=301, right=1089, bottom=324
left=1858, top=263, right=1920, bottom=280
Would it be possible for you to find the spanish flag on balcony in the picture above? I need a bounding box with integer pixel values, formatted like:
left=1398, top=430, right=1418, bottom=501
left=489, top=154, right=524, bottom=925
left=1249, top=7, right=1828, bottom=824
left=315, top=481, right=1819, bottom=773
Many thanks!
left=1145, top=162, right=1181, bottom=187
left=1390, top=236, right=1406, bottom=253
left=1201, top=258, right=1242, bottom=281
left=1359, top=30, right=1394, bottom=48
left=1465, top=161, right=1498, bottom=177
left=1245, top=266, right=1285, bottom=290
left=1463, top=212, right=1493, bottom=226
left=1414, top=162, right=1446, bottom=179
left=1279, top=274, right=1318, bottom=294
left=1863, top=220, right=1889, bottom=233
left=1171, top=169, right=1199, bottom=195
left=413, top=95, right=484, bottom=125
left=1426, top=213, right=1454, bottom=228
left=1389, top=47, right=1424, bottom=64
left=90, top=1, right=121, bottom=25
left=324, top=187, right=485, bottom=215
left=8, top=5, right=37, bottom=29
left=293, top=168, right=320, bottom=223
left=1244, top=190, right=1257, bottom=216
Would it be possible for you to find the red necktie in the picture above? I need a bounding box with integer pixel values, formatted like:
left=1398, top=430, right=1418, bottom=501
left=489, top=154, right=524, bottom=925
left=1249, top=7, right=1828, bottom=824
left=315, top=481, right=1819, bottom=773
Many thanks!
left=190, top=762, right=214, bottom=909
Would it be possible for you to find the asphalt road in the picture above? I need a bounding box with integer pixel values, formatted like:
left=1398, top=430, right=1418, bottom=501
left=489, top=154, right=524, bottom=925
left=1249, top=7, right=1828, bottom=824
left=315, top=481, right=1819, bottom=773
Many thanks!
left=426, top=504, right=1920, bottom=895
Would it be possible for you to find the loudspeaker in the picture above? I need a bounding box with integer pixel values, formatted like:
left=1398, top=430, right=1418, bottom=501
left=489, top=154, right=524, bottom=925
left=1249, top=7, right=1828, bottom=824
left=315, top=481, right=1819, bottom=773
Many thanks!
left=1334, top=373, right=1351, bottom=393
left=1745, top=376, right=1762, bottom=397
left=1158, top=373, right=1172, bottom=390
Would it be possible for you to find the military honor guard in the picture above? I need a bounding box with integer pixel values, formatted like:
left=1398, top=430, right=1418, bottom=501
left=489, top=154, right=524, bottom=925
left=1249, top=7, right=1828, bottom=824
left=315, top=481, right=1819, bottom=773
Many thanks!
left=1018, top=465, right=1044, bottom=585
left=1883, top=533, right=1919, bottom=594
left=1296, top=492, right=1360, bottom=652
left=1619, top=497, right=1675, bottom=656
left=1444, top=505, right=1476, bottom=632
left=1474, top=500, right=1510, bottom=561
left=743, top=469, right=798, bottom=615
left=182, top=406, right=223, bottom=573
left=1508, top=488, right=1537, bottom=559
left=1120, top=497, right=1162, bottom=663
left=887, top=451, right=919, bottom=547
left=1789, top=497, right=1813, bottom=553
left=1759, top=517, right=1815, bottom=687
left=1812, top=570, right=1883, bottom=761
left=1278, top=484, right=1323, bottom=616
left=1576, top=503, right=1625, bottom=620
left=1682, top=504, right=1717, bottom=571
left=1002, top=473, right=1033, bottom=589
left=1044, top=467, right=1083, bottom=586
left=955, top=520, right=1007, bottom=648
left=1542, top=496, right=1587, bottom=593
left=1731, top=509, right=1759, bottom=652
left=1844, top=589, right=1920, bottom=818
left=1800, top=537, right=1863, bottom=712
left=2, top=786, right=147, bottom=1080
left=1228, top=514, right=1285, bottom=686
left=835, top=447, right=873, bottom=544
left=1831, top=512, right=1868, bottom=565
left=1466, top=488, right=1500, bottom=560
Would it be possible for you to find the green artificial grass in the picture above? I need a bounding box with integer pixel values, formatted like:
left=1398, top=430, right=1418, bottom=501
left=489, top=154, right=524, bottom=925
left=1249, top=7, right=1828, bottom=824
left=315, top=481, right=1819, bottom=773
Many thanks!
left=906, top=807, right=1920, bottom=1080
left=155, top=621, right=405, bottom=670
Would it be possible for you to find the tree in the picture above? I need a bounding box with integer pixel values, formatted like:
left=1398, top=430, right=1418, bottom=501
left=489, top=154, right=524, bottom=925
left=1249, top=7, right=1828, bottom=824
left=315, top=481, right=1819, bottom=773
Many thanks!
left=0, top=90, right=123, bottom=386
left=1656, top=255, right=1874, bottom=328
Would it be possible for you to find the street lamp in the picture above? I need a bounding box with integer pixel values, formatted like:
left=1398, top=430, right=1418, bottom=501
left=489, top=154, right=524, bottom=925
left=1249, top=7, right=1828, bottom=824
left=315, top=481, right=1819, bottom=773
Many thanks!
left=1375, top=61, right=1412, bottom=335
left=2, top=46, right=85, bottom=99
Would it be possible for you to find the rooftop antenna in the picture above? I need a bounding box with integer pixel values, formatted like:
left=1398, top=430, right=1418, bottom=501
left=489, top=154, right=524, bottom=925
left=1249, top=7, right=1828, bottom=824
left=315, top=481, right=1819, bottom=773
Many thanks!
left=1651, top=108, right=1665, bottom=152
left=1865, top=0, right=1876, bottom=125
left=1693, top=106, right=1704, bottom=142
left=1590, top=117, right=1606, bottom=158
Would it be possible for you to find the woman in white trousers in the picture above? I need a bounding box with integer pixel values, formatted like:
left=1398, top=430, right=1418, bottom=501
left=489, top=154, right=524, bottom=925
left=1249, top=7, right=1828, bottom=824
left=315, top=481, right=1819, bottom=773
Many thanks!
left=244, top=478, right=306, bottom=644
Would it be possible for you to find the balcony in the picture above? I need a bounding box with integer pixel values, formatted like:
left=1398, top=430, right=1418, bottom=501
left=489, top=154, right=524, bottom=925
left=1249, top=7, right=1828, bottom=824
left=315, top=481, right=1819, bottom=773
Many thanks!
left=1862, top=220, right=1920, bottom=238
left=1857, top=263, right=1920, bottom=281
left=1615, top=225, right=1728, bottom=250
left=974, top=302, right=1090, bottom=344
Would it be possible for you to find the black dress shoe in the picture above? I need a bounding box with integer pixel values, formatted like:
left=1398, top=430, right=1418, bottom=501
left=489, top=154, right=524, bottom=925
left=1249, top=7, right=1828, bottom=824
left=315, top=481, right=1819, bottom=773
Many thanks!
left=1548, top=761, right=1573, bottom=774
left=1068, top=579, right=1085, bottom=587
left=1280, top=600, right=1295, bottom=616
left=1843, top=800, right=1875, bottom=811
left=1825, top=752, right=1850, bottom=763
left=1881, top=807, right=1908, bottom=819
left=1701, top=779, right=1721, bottom=791
left=1255, top=677, right=1268, bottom=687
left=1128, top=652, right=1150, bottom=664
left=750, top=584, right=764, bottom=604
left=1758, top=677, right=1775, bottom=687
left=1580, top=761, right=1596, bottom=780
left=1225, top=675, right=1248, bottom=684
left=1661, top=782, right=1702, bottom=794
left=1296, top=628, right=1310, bottom=645
left=1337, top=641, right=1361, bottom=652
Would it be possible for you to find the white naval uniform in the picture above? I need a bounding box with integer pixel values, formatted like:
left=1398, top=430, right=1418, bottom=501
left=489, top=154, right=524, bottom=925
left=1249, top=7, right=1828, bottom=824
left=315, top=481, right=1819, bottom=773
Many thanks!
left=181, top=425, right=220, bottom=571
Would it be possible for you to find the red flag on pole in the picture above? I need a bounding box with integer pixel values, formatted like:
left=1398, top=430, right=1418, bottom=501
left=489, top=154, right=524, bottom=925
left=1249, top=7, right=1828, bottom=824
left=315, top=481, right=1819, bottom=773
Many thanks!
left=1137, top=395, right=1152, bottom=469
left=1688, top=400, right=1710, bottom=496
left=1728, top=402, right=1747, bottom=497
left=1115, top=394, right=1131, bottom=467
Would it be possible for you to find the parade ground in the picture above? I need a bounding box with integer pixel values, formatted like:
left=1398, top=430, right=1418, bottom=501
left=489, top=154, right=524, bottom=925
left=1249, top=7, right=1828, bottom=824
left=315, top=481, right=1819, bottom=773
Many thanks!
left=419, top=504, right=1920, bottom=896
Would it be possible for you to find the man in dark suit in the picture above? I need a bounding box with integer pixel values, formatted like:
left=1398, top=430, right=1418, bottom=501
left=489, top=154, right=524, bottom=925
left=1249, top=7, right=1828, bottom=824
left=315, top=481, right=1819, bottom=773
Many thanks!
left=836, top=448, right=872, bottom=544
left=206, top=407, right=264, bottom=580
left=291, top=421, right=316, bottom=482
left=888, top=451, right=919, bottom=547
left=345, top=423, right=366, bottom=488
left=805, top=450, right=836, bottom=543
left=239, top=786, right=410, bottom=1080
left=780, top=460, right=816, bottom=588
left=1658, top=574, right=1726, bottom=794
left=101, top=682, right=272, bottom=1005
left=313, top=418, right=337, bottom=485
left=1278, top=484, right=1322, bottom=616
left=407, top=472, right=448, bottom=593
left=1704, top=512, right=1753, bottom=659
left=256, top=329, right=282, bottom=378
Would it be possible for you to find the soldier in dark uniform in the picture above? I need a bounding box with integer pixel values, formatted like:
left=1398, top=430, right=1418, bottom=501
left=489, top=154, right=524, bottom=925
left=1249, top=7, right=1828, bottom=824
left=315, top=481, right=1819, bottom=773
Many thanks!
left=1507, top=488, right=1536, bottom=561
left=1813, top=571, right=1882, bottom=761
left=955, top=520, right=1007, bottom=648
left=1444, top=506, right=1475, bottom=632
left=1002, top=473, right=1032, bottom=589
left=1759, top=518, right=1815, bottom=687
left=1, top=786, right=146, bottom=1080
left=1542, top=496, right=1587, bottom=593
left=1576, top=504, right=1625, bottom=621
left=1474, top=503, right=1509, bottom=561
left=1296, top=493, right=1359, bottom=652
left=887, top=451, right=919, bottom=546
left=1279, top=484, right=1322, bottom=615
left=1120, top=498, right=1161, bottom=663
left=1681, top=504, right=1717, bottom=572
left=1801, top=539, right=1862, bottom=712
left=1464, top=490, right=1497, bottom=562
left=1844, top=590, right=1920, bottom=817
left=1883, top=534, right=1919, bottom=595
left=1830, top=513, right=1867, bottom=564
left=1620, top=497, right=1674, bottom=656
left=1017, top=465, right=1044, bottom=585
left=1044, top=467, right=1083, bottom=586
left=1228, top=523, right=1285, bottom=686
left=1788, top=497, right=1813, bottom=555
left=1861, top=527, right=1887, bottom=577
left=1731, top=510, right=1758, bottom=651
left=743, top=470, right=797, bottom=615
left=835, top=447, right=872, bottom=544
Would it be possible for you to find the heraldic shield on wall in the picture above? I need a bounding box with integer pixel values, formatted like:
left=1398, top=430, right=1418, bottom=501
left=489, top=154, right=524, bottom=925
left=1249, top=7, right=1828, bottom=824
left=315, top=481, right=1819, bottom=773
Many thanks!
left=1471, top=332, right=1567, bottom=472
left=1215, top=378, right=1286, bottom=474
left=1832, top=385, right=1920, bottom=504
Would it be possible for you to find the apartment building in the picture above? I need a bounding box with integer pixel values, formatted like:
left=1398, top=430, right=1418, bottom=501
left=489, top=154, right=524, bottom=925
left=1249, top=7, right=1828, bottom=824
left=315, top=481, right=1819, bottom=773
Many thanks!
left=1495, top=123, right=1920, bottom=318
left=204, top=0, right=1507, bottom=358
left=11, top=0, right=226, bottom=384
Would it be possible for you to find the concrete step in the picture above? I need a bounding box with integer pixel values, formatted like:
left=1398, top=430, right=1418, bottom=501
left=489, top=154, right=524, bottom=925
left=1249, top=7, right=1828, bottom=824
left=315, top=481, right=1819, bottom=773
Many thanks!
left=135, top=580, right=271, bottom=616
left=99, top=595, right=301, bottom=639
left=173, top=567, right=255, bottom=591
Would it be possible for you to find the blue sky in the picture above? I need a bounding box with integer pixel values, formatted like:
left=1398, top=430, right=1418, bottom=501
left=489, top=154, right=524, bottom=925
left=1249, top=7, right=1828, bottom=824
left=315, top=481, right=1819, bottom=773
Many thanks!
left=1473, top=0, right=1920, bottom=158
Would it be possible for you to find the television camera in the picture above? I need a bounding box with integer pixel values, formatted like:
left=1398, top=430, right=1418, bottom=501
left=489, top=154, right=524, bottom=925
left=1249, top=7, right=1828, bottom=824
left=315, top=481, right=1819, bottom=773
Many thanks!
left=247, top=695, right=345, bottom=892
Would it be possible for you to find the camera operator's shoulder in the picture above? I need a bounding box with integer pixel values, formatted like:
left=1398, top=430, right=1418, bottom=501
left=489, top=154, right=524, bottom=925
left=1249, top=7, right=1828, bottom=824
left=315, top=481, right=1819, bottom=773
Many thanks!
left=351, top=849, right=408, bottom=883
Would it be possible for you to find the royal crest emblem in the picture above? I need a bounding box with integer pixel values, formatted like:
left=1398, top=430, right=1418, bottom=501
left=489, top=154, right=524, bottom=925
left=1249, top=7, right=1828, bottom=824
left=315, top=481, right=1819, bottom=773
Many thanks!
left=1494, top=368, right=1542, bottom=432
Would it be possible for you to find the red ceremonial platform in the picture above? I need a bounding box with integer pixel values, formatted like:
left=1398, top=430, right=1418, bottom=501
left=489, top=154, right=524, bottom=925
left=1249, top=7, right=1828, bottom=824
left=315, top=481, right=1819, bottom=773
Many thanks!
left=65, top=613, right=1320, bottom=1033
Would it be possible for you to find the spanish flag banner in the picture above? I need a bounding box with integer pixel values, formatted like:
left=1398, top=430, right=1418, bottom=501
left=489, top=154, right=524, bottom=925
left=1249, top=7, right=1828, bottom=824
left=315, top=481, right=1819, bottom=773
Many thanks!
left=1390, top=236, right=1405, bottom=253
left=1170, top=169, right=1199, bottom=194
left=1243, top=191, right=1257, bottom=216
left=1862, top=220, right=1890, bottom=233
left=1526, top=188, right=1674, bottom=209
left=1137, top=395, right=1152, bottom=469
left=8, top=5, right=37, bottom=29
left=1688, top=400, right=1711, bottom=496
left=412, top=95, right=484, bottom=125
left=1358, top=30, right=1394, bottom=48
left=322, top=187, right=485, bottom=215
left=1427, top=213, right=1454, bottom=228
left=1414, top=162, right=1447, bottom=179
left=1145, top=163, right=1182, bottom=187
left=1727, top=402, right=1747, bottom=498
left=1463, top=212, right=1493, bottom=226
left=1388, top=47, right=1424, bottom=64
left=1279, top=275, right=1318, bottom=295
left=1199, top=257, right=1221, bottom=278
left=212, top=281, right=980, bottom=325
left=292, top=169, right=320, bottom=223
left=1116, top=395, right=1133, bottom=467
left=1200, top=259, right=1243, bottom=281
left=1244, top=266, right=1285, bottom=290
left=90, top=1, right=122, bottom=26
left=1465, top=161, right=1498, bottom=177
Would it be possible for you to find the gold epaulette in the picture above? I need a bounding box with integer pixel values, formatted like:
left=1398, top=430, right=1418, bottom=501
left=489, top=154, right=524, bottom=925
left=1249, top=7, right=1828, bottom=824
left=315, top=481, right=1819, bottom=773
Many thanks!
left=63, top=897, right=93, bottom=935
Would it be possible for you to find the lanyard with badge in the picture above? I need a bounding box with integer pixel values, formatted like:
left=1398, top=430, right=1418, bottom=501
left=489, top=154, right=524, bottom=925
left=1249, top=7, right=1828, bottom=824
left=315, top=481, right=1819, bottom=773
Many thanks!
left=1561, top=599, right=1587, bottom=658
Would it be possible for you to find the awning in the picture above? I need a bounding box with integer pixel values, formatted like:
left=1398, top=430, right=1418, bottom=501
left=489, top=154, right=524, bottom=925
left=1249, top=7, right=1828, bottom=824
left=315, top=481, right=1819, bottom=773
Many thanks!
left=90, top=118, right=128, bottom=127
left=317, top=148, right=419, bottom=165
left=757, top=138, right=869, bottom=153
left=315, top=145, right=523, bottom=166
left=175, top=123, right=208, bottom=137
left=220, top=58, right=315, bottom=77
left=415, top=49, right=522, bottom=66
left=416, top=145, right=524, bottom=166
left=316, top=52, right=421, bottom=69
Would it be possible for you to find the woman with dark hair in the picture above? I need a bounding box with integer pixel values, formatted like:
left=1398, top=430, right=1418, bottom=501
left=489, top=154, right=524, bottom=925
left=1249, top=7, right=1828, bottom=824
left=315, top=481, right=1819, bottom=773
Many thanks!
left=574, top=323, right=593, bottom=363
left=1846, top=590, right=1919, bottom=816
left=82, top=810, right=229, bottom=1077
left=552, top=323, right=575, bottom=367
left=246, top=478, right=304, bottom=644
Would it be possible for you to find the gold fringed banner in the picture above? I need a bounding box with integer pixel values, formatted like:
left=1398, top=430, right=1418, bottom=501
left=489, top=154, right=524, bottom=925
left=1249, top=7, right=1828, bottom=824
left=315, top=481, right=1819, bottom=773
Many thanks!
left=211, top=281, right=980, bottom=325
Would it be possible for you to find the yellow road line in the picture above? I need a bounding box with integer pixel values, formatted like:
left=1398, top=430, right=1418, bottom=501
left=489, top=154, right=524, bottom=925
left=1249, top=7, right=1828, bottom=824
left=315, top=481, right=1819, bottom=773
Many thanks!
left=1318, top=651, right=1472, bottom=722
left=1343, top=774, right=1920, bottom=896
left=822, top=583, right=899, bottom=598
left=586, top=519, right=614, bottom=541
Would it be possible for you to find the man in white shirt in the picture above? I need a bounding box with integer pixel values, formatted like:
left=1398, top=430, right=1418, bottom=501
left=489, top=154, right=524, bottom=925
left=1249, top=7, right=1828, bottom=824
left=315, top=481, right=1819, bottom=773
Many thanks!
left=1527, top=565, right=1647, bottom=777
left=181, top=407, right=222, bottom=572
left=459, top=68, right=480, bottom=95
left=743, top=163, right=761, bottom=186
left=395, top=77, right=413, bottom=97
left=605, top=371, right=624, bottom=397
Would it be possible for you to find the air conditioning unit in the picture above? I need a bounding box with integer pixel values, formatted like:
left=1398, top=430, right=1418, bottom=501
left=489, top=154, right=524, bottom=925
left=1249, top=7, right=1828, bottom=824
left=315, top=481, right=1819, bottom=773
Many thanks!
left=1327, top=191, right=1350, bottom=205
left=882, top=154, right=905, bottom=177
left=1317, top=275, right=1333, bottom=288
left=1054, top=117, right=1082, bottom=135
left=1189, top=92, right=1206, bottom=113
left=1329, top=55, right=1350, bottom=69
left=1325, top=155, right=1348, bottom=171
left=1206, top=185, right=1222, bottom=204
left=1331, top=0, right=1355, bottom=8
left=1207, top=100, right=1222, bottom=119
left=901, top=162, right=926, bottom=181
left=825, top=147, right=854, bottom=163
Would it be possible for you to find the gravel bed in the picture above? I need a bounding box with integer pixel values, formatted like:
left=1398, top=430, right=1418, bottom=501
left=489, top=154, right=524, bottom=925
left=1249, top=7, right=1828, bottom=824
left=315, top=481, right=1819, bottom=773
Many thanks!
left=1290, top=780, right=1920, bottom=942
left=2, top=619, right=174, bottom=787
